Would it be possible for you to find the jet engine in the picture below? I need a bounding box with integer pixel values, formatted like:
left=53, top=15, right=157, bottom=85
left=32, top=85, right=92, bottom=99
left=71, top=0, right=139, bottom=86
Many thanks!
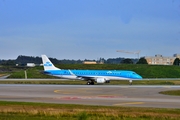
left=96, top=78, right=106, bottom=83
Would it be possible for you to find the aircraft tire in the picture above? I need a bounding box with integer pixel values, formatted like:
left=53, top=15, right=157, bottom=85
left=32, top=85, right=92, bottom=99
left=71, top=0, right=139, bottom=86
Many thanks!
left=87, top=82, right=91, bottom=85
left=87, top=81, right=94, bottom=85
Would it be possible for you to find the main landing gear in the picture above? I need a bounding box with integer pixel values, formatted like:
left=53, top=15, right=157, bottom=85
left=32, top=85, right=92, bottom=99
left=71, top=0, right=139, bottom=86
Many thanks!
left=87, top=80, right=94, bottom=85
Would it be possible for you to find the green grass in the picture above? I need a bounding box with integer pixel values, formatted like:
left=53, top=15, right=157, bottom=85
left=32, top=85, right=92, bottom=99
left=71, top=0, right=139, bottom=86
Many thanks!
left=1, top=64, right=180, bottom=79
left=0, top=101, right=180, bottom=120
left=8, top=67, right=55, bottom=79
left=159, top=90, right=180, bottom=96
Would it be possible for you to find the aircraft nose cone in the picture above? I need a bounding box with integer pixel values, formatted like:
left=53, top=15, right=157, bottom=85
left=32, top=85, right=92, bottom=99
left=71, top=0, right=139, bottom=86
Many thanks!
left=137, top=75, right=142, bottom=79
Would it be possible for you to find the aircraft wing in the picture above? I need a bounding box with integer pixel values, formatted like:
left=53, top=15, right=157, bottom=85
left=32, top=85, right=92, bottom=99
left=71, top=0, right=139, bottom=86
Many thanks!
left=68, top=70, right=100, bottom=80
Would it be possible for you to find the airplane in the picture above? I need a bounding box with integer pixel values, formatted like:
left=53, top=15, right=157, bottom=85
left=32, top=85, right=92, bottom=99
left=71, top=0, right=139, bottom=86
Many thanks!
left=41, top=55, right=142, bottom=85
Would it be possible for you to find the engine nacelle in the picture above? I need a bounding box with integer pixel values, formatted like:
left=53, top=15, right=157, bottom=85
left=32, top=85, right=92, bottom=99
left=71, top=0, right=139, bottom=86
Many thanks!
left=96, top=78, right=106, bottom=83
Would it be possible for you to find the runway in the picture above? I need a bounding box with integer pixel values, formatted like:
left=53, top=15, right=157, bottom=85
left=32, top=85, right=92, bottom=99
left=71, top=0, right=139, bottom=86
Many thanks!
left=0, top=84, right=180, bottom=108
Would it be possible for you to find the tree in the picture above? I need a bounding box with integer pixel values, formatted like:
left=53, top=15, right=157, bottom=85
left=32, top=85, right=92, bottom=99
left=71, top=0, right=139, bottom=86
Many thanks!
left=120, top=58, right=133, bottom=64
left=173, top=58, right=180, bottom=66
left=136, top=57, right=148, bottom=64
left=1, top=60, right=16, bottom=66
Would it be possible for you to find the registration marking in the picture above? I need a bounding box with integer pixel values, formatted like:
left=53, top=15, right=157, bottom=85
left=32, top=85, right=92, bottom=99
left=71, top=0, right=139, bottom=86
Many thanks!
left=113, top=102, right=144, bottom=106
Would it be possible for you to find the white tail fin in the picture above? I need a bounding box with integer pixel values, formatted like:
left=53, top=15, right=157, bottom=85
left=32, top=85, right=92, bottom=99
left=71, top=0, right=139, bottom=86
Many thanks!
left=41, top=55, right=60, bottom=71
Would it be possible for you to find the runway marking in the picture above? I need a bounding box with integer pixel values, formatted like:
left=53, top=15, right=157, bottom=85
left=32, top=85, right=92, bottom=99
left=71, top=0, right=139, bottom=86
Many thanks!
left=54, top=90, right=85, bottom=94
left=97, top=95, right=125, bottom=98
left=54, top=90, right=61, bottom=93
left=53, top=94, right=127, bottom=100
left=58, top=96, right=81, bottom=100
left=113, top=102, right=144, bottom=106
left=54, top=88, right=103, bottom=94
left=54, top=96, right=95, bottom=100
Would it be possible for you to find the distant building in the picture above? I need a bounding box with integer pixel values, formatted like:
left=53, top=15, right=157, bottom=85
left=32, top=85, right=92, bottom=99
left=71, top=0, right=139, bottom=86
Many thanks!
left=83, top=61, right=97, bottom=64
left=173, top=54, right=180, bottom=59
left=27, top=63, right=36, bottom=67
left=144, top=54, right=176, bottom=65
left=99, top=61, right=104, bottom=64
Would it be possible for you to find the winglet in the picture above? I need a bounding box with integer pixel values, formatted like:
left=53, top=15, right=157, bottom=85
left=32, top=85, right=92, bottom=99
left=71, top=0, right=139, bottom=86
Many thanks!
left=41, top=55, right=60, bottom=71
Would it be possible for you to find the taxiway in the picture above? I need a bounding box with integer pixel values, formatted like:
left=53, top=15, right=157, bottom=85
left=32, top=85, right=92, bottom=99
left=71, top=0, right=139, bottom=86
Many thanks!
left=0, top=84, right=180, bottom=108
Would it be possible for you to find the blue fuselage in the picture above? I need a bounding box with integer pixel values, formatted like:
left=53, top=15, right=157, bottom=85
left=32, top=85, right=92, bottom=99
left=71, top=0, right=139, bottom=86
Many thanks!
left=44, top=69, right=142, bottom=80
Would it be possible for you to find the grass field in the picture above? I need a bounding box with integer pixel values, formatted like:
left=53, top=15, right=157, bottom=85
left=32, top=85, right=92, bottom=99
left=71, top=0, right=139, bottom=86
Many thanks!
left=159, top=90, right=180, bottom=96
left=1, top=64, right=180, bottom=79
left=0, top=101, right=180, bottom=120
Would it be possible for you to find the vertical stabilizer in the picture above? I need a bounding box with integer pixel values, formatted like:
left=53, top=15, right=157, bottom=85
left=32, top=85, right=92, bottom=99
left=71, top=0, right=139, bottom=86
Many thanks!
left=41, top=55, right=60, bottom=71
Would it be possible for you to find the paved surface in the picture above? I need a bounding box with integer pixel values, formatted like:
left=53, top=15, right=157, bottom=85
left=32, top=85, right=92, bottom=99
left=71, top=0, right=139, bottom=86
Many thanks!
left=0, top=75, right=10, bottom=79
left=0, top=84, right=180, bottom=108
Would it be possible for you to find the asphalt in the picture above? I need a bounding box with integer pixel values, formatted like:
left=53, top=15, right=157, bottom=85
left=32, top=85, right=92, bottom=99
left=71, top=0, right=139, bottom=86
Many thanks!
left=0, top=84, right=180, bottom=108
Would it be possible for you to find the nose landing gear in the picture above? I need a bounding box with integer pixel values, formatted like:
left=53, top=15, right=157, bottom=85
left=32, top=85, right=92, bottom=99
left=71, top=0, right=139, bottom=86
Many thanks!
left=129, top=80, right=132, bottom=85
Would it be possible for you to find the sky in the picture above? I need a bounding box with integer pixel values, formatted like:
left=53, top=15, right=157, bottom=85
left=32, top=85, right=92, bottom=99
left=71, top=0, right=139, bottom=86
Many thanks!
left=0, top=0, right=180, bottom=60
